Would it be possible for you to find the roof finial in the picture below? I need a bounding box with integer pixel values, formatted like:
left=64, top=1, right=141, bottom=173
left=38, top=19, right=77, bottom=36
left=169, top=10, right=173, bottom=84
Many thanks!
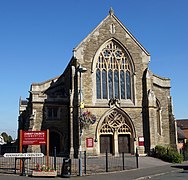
left=109, top=7, right=114, bottom=16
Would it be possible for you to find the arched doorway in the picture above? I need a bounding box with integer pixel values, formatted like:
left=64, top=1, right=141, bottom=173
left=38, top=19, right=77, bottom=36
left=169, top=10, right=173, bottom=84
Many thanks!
left=98, top=108, right=135, bottom=155
left=49, top=131, right=62, bottom=156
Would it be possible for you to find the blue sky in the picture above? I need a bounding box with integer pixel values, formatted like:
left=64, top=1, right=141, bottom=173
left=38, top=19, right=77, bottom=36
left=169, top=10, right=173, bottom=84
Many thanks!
left=0, top=0, right=188, bottom=139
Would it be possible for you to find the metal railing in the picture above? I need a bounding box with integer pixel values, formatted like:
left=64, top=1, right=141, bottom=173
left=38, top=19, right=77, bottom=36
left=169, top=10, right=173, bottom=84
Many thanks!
left=83, top=151, right=138, bottom=175
left=0, top=150, right=138, bottom=176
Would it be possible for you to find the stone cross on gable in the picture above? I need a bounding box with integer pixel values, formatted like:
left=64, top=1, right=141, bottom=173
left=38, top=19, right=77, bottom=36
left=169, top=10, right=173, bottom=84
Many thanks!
left=109, top=7, right=114, bottom=16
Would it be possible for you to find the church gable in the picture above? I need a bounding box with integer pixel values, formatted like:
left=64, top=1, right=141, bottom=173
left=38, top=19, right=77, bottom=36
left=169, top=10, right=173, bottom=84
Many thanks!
left=73, top=9, right=151, bottom=106
left=72, top=9, right=152, bottom=107
left=74, top=8, right=150, bottom=67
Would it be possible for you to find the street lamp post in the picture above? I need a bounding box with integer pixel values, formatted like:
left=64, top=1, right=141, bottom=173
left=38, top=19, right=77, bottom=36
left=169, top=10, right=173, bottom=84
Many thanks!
left=77, top=65, right=87, bottom=176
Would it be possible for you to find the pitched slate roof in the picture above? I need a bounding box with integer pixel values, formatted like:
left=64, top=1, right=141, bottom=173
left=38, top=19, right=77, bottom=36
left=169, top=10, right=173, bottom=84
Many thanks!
left=177, top=119, right=188, bottom=129
left=177, top=127, right=187, bottom=139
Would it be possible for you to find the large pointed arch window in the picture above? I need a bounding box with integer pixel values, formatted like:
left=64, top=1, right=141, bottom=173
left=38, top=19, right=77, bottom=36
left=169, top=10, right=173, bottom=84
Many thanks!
left=96, top=40, right=133, bottom=100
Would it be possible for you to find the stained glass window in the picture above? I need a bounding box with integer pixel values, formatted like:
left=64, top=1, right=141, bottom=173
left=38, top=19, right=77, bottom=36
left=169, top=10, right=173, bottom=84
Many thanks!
left=114, top=70, right=119, bottom=98
left=96, top=69, right=101, bottom=99
left=96, top=40, right=133, bottom=101
left=102, top=70, right=107, bottom=99
left=120, top=70, right=125, bottom=99
left=126, top=71, right=131, bottom=99
left=108, top=70, right=113, bottom=99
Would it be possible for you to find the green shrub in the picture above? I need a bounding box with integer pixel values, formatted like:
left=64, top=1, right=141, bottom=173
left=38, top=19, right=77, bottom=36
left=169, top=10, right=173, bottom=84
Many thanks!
left=155, top=145, right=167, bottom=158
left=165, top=148, right=183, bottom=163
left=154, top=145, right=183, bottom=163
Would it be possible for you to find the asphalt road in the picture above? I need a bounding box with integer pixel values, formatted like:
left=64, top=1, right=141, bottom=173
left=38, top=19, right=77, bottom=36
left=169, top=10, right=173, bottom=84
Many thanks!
left=0, top=164, right=187, bottom=180
left=147, top=170, right=188, bottom=180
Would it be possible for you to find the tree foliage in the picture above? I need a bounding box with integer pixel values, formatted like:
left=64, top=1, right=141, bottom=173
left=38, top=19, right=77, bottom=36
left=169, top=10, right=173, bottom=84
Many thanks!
left=1, top=132, right=13, bottom=143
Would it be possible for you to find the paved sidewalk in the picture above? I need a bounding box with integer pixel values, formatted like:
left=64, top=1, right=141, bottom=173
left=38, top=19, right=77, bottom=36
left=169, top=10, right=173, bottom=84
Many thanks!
left=0, top=157, right=187, bottom=180
left=138, top=156, right=170, bottom=168
left=73, top=157, right=188, bottom=180
left=74, top=160, right=188, bottom=180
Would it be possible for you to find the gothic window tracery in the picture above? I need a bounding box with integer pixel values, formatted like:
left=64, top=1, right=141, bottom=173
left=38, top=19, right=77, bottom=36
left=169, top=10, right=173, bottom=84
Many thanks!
left=96, top=41, right=132, bottom=100
left=100, top=111, right=131, bottom=134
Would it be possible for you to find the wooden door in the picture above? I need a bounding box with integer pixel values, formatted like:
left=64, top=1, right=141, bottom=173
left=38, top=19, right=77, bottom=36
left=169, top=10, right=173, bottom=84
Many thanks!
left=100, top=135, right=113, bottom=154
left=118, top=134, right=130, bottom=153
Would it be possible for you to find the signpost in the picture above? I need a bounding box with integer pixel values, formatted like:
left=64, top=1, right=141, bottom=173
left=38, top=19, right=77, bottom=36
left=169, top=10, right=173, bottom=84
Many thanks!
left=4, top=153, right=44, bottom=176
left=22, top=130, right=47, bottom=145
left=3, top=153, right=44, bottom=158
left=19, top=129, right=49, bottom=175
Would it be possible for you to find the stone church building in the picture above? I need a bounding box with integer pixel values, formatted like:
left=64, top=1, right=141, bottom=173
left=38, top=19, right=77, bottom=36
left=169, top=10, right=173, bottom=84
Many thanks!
left=18, top=9, right=177, bottom=156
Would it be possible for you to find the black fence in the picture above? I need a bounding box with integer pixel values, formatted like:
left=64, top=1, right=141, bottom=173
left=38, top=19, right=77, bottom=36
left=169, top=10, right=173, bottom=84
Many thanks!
left=83, top=151, right=138, bottom=174
left=0, top=145, right=18, bottom=155
left=0, top=151, right=138, bottom=176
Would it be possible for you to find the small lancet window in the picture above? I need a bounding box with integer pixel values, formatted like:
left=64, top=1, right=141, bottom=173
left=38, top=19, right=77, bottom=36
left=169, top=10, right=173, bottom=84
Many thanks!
left=156, top=99, right=162, bottom=135
left=110, top=24, right=115, bottom=34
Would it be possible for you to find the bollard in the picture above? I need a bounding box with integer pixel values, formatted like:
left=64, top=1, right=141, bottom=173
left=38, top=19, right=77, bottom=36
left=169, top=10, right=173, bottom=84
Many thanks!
left=136, top=148, right=139, bottom=168
left=106, top=150, right=108, bottom=172
left=84, top=151, right=86, bottom=174
left=54, top=147, right=56, bottom=171
left=122, top=152, right=125, bottom=170
left=19, top=157, right=31, bottom=176
left=15, top=158, right=17, bottom=174
left=21, top=158, right=26, bottom=176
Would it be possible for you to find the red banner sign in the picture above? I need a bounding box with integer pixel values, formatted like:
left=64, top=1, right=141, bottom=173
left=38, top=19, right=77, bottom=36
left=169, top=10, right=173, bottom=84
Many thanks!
left=22, top=131, right=47, bottom=145
left=86, top=138, right=94, bottom=148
